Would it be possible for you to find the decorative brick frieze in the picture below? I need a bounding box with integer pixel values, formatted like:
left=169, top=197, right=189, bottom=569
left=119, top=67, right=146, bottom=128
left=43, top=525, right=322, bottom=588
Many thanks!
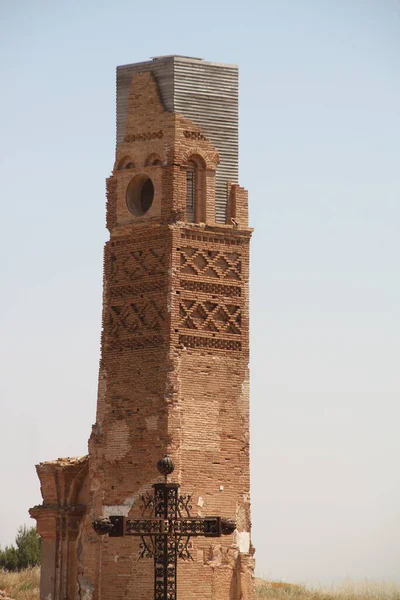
left=106, top=335, right=165, bottom=353
left=183, top=130, right=208, bottom=141
left=109, top=280, right=166, bottom=299
left=102, top=230, right=170, bottom=351
left=174, top=228, right=249, bottom=351
left=178, top=334, right=242, bottom=351
left=179, top=279, right=242, bottom=298
left=180, top=230, right=246, bottom=246
left=124, top=130, right=163, bottom=143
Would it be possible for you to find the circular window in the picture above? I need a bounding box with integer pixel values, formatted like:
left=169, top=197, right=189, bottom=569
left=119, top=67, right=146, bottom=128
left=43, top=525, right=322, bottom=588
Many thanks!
left=126, top=174, right=154, bottom=216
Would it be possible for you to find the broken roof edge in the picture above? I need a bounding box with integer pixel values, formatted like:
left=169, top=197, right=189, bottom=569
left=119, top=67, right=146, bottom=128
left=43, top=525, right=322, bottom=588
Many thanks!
left=117, top=55, right=238, bottom=71
left=36, top=455, right=88, bottom=469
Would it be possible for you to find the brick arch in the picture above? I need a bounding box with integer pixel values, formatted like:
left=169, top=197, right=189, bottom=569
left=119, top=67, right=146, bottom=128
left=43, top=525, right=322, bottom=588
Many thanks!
left=115, top=155, right=136, bottom=170
left=181, top=147, right=219, bottom=170
left=144, top=152, right=164, bottom=167
left=66, top=456, right=89, bottom=505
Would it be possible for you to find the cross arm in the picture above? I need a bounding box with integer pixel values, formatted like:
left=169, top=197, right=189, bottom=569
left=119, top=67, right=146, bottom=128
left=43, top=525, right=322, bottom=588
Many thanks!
left=173, top=517, right=236, bottom=537
left=92, top=515, right=236, bottom=538
left=172, top=517, right=222, bottom=537
left=92, top=516, right=166, bottom=537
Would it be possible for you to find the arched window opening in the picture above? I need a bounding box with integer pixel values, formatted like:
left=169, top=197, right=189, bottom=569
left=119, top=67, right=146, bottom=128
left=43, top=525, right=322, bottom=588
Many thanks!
left=186, top=162, right=196, bottom=223
left=144, top=154, right=163, bottom=167
left=116, top=156, right=135, bottom=170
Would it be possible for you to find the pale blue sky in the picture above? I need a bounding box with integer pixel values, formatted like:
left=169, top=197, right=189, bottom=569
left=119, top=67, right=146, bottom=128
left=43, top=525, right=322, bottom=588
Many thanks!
left=1, top=0, right=399, bottom=586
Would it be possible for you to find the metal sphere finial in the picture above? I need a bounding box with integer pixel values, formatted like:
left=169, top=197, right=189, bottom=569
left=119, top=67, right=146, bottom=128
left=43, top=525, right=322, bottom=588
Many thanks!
left=92, top=516, right=114, bottom=536
left=157, top=455, right=175, bottom=478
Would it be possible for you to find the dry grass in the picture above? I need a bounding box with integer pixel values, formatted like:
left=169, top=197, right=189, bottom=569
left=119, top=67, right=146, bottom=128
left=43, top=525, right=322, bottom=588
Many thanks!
left=0, top=567, right=40, bottom=600
left=255, top=578, right=400, bottom=599
left=0, top=569, right=399, bottom=600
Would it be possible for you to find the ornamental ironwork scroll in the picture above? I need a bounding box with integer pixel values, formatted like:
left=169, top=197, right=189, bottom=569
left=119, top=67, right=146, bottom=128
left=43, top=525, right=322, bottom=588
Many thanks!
left=92, top=455, right=236, bottom=600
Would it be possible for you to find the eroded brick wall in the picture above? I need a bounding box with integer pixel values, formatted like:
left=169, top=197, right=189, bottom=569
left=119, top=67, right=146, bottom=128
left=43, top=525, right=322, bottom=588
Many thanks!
left=169, top=224, right=253, bottom=599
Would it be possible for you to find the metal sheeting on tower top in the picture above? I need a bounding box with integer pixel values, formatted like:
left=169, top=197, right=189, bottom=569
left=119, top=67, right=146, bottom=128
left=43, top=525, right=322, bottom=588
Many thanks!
left=116, top=56, right=239, bottom=224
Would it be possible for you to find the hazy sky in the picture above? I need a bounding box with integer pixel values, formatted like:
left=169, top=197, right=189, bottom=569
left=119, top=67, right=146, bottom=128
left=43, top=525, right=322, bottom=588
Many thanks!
left=1, top=0, right=399, bottom=587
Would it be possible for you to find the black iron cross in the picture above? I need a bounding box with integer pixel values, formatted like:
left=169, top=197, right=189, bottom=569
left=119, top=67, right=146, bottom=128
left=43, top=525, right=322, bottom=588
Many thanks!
left=92, top=456, right=235, bottom=600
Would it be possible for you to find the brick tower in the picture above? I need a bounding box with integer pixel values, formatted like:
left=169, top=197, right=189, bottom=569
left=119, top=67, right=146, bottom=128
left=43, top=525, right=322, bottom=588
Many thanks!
left=30, top=56, right=255, bottom=600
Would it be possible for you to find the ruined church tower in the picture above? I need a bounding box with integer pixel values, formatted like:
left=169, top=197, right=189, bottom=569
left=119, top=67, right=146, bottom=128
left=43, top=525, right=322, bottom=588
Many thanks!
left=30, top=56, right=254, bottom=600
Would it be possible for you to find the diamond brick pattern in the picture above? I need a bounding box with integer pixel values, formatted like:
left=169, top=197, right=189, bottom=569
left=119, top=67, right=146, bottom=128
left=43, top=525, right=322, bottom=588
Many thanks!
left=179, top=299, right=241, bottom=335
left=178, top=335, right=242, bottom=351
left=109, top=299, right=165, bottom=337
left=112, top=248, right=166, bottom=281
left=180, top=247, right=241, bottom=281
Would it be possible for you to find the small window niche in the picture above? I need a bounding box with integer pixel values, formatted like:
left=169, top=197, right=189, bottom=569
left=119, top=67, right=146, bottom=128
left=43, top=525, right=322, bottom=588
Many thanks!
left=186, top=161, right=196, bottom=223
left=185, top=156, right=206, bottom=223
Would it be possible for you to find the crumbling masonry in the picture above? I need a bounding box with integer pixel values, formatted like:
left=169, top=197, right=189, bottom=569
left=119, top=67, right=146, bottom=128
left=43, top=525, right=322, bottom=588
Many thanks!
left=30, top=55, right=255, bottom=600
